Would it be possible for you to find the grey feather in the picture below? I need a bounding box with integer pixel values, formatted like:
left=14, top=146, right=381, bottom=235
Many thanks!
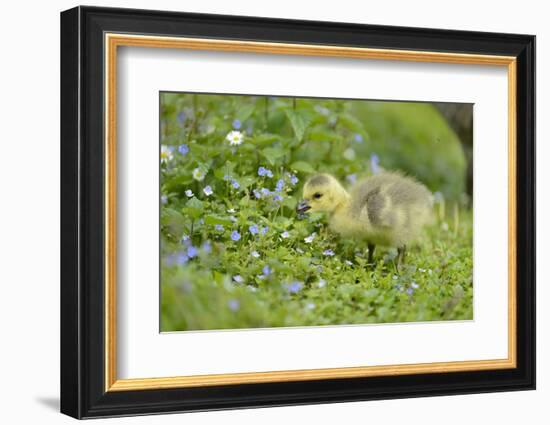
left=307, top=175, right=330, bottom=187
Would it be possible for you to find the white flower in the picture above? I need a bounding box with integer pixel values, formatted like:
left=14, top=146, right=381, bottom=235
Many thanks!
left=192, top=168, right=205, bottom=181
left=317, top=279, right=326, bottom=288
left=304, top=232, right=316, bottom=244
left=281, top=231, right=290, bottom=239
left=160, top=145, right=173, bottom=163
left=251, top=251, right=260, bottom=258
left=203, top=185, right=213, bottom=196
left=227, top=208, right=236, bottom=213
left=185, top=190, right=194, bottom=198
left=226, top=130, right=244, bottom=146
left=343, top=147, right=356, bottom=161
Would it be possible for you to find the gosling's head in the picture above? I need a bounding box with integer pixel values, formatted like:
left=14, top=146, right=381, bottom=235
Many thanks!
left=297, top=174, right=349, bottom=214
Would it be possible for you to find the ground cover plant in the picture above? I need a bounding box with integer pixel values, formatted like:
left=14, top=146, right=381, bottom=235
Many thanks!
left=160, top=93, right=473, bottom=331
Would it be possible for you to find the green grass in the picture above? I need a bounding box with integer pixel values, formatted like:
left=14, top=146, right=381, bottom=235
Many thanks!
left=160, top=93, right=473, bottom=332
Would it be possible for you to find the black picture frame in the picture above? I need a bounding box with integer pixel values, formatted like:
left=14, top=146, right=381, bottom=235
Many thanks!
left=61, top=5, right=535, bottom=419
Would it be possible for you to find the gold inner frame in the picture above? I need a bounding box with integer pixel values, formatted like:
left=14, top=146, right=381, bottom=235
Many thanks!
left=104, top=33, right=517, bottom=392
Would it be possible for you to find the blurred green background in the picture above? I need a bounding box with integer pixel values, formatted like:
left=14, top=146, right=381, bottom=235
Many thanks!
left=160, top=93, right=473, bottom=331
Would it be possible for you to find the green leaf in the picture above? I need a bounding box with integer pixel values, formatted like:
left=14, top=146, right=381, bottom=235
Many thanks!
left=236, top=104, right=255, bottom=122
left=204, top=214, right=233, bottom=226
left=308, top=129, right=343, bottom=143
left=252, top=133, right=279, bottom=147
left=290, top=161, right=316, bottom=174
left=338, top=112, right=366, bottom=135
left=282, top=197, right=297, bottom=211
left=237, top=175, right=256, bottom=189
left=261, top=147, right=286, bottom=165
left=285, top=110, right=309, bottom=142
left=182, top=197, right=204, bottom=219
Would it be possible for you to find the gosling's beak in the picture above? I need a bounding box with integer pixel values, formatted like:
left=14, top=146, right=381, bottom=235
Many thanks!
left=296, top=200, right=311, bottom=214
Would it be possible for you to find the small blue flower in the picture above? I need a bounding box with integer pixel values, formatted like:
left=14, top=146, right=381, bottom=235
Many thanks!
left=185, top=189, right=194, bottom=198
left=273, top=194, right=283, bottom=202
left=275, top=179, right=285, bottom=192
left=161, top=195, right=168, bottom=205
left=286, top=281, right=303, bottom=294
left=260, top=226, right=268, bottom=236
left=370, top=153, right=380, bottom=174
left=223, top=174, right=232, bottom=181
left=231, top=179, right=240, bottom=189
left=215, top=224, right=224, bottom=231
left=249, top=224, right=259, bottom=235
left=354, top=133, right=363, bottom=143
left=177, top=111, right=186, bottom=124
left=258, top=166, right=273, bottom=178
left=175, top=252, right=189, bottom=265
left=317, top=279, right=326, bottom=288
left=323, top=249, right=335, bottom=257
left=262, top=265, right=272, bottom=276
left=233, top=275, right=244, bottom=283
left=345, top=260, right=353, bottom=266
left=203, top=185, right=213, bottom=196
left=290, top=174, right=299, bottom=185
left=228, top=299, right=240, bottom=311
left=253, top=189, right=261, bottom=199
left=230, top=230, right=241, bottom=241
left=251, top=250, right=260, bottom=258
left=406, top=288, right=414, bottom=295
left=260, top=188, right=271, bottom=197
left=201, top=241, right=212, bottom=253
left=232, top=119, right=241, bottom=130
left=346, top=174, right=357, bottom=185
left=281, top=231, right=290, bottom=239
left=305, top=302, right=316, bottom=310
left=187, top=246, right=198, bottom=258
left=178, top=144, right=189, bottom=155
left=180, top=234, right=190, bottom=245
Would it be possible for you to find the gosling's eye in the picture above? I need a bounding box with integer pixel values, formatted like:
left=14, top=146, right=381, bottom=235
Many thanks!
left=313, top=193, right=323, bottom=199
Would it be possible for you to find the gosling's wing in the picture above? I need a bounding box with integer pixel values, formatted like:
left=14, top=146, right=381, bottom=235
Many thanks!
left=350, top=172, right=431, bottom=228
left=384, top=175, right=433, bottom=208
left=349, top=179, right=394, bottom=227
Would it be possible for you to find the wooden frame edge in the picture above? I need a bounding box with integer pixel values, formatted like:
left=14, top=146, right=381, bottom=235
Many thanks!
left=104, top=33, right=518, bottom=392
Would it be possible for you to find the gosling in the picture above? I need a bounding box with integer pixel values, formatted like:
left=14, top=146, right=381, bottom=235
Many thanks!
left=297, top=172, right=433, bottom=266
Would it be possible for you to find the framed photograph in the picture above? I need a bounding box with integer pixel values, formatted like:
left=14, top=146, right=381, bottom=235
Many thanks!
left=60, top=6, right=535, bottom=419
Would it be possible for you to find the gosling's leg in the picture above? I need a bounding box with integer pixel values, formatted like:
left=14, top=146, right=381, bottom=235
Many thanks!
left=367, top=243, right=376, bottom=265
left=397, top=245, right=407, bottom=270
